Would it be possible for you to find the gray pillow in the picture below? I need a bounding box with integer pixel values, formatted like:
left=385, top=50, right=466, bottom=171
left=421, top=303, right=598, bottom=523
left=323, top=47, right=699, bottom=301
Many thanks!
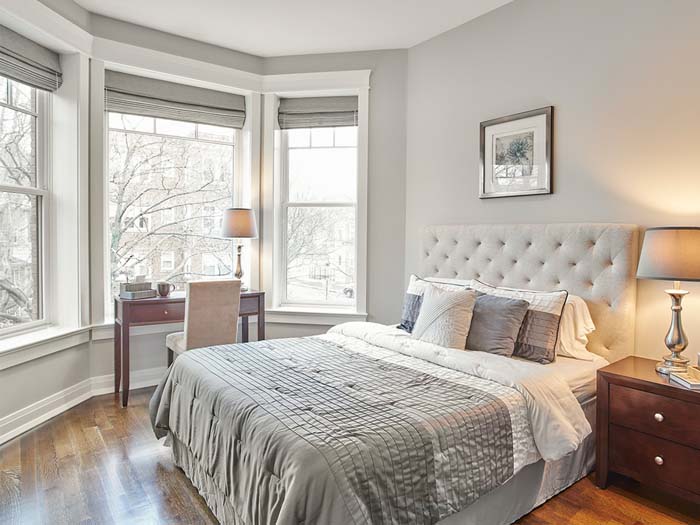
left=466, top=294, right=530, bottom=357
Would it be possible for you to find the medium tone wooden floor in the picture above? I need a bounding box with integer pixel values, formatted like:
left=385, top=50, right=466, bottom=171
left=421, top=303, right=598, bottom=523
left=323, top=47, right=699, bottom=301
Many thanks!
left=1, top=388, right=699, bottom=525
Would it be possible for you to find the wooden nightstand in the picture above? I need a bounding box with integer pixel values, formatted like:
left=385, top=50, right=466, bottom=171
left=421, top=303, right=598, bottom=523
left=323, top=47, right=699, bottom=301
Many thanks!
left=597, top=356, right=700, bottom=503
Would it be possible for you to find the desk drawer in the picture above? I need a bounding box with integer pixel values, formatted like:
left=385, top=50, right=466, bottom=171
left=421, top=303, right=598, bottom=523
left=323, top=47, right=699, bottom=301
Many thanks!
left=129, top=302, right=185, bottom=324
left=610, top=425, right=700, bottom=496
left=239, top=295, right=259, bottom=315
left=609, top=384, right=700, bottom=448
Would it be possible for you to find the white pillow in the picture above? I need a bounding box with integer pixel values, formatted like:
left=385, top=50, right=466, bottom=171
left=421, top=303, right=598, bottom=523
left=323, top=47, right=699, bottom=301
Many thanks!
left=411, top=285, right=477, bottom=349
left=556, top=295, right=596, bottom=360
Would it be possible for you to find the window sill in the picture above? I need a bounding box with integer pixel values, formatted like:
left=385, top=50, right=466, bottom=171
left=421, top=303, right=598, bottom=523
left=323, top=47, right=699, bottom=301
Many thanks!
left=266, top=307, right=367, bottom=326
left=0, top=325, right=90, bottom=371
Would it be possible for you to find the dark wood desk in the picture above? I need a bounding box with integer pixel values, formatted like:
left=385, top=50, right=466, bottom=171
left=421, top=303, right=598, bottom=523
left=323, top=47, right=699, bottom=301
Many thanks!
left=114, top=290, right=265, bottom=407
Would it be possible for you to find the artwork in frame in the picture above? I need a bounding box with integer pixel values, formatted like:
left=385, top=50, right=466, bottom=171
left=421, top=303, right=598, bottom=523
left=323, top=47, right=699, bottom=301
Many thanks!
left=479, top=106, right=553, bottom=198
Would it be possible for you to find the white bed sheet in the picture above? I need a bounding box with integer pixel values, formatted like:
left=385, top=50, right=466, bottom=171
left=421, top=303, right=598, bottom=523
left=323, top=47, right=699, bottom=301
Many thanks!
left=537, top=354, right=608, bottom=404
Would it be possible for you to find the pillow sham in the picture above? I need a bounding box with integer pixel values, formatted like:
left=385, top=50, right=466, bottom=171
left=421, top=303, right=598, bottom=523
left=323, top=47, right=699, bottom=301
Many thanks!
left=398, top=275, right=470, bottom=332
left=471, top=280, right=568, bottom=364
left=466, top=294, right=530, bottom=357
left=411, top=285, right=477, bottom=349
left=557, top=295, right=596, bottom=360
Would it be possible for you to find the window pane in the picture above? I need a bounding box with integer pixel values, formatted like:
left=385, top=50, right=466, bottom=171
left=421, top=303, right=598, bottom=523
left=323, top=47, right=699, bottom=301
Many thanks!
left=0, top=192, right=40, bottom=329
left=109, top=113, right=154, bottom=132
left=0, top=77, right=7, bottom=104
left=198, top=123, right=234, bottom=143
left=310, top=128, right=333, bottom=147
left=286, top=206, right=355, bottom=306
left=288, top=147, right=356, bottom=202
left=156, top=118, right=196, bottom=138
left=287, top=128, right=310, bottom=148
left=9, top=80, right=35, bottom=112
left=108, top=116, right=235, bottom=297
left=334, top=126, right=357, bottom=147
left=0, top=106, right=36, bottom=186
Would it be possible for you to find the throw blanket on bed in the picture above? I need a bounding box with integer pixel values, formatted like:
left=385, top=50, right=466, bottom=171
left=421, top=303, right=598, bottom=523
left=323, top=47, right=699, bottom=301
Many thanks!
left=150, top=323, right=589, bottom=525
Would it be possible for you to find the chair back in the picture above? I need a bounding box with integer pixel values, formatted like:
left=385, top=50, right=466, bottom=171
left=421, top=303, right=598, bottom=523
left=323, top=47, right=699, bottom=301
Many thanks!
left=183, top=279, right=241, bottom=351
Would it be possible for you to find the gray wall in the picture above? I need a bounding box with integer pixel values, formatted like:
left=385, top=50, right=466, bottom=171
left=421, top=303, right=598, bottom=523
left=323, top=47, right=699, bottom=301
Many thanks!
left=405, top=0, right=700, bottom=360
left=267, top=50, right=408, bottom=324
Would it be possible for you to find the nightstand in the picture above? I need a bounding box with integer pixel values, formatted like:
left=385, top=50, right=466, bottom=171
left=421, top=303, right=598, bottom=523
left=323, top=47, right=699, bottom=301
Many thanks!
left=597, top=356, right=700, bottom=503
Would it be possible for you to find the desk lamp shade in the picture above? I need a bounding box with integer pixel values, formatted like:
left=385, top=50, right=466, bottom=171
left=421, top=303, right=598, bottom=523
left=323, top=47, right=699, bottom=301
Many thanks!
left=221, top=208, right=257, bottom=288
left=637, top=227, right=700, bottom=374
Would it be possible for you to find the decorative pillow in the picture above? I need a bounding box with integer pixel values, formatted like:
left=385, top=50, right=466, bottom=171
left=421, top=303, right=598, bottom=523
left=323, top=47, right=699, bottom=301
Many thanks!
left=411, top=285, right=477, bottom=349
left=557, top=295, right=596, bottom=360
left=471, top=280, right=568, bottom=364
left=398, top=275, right=470, bottom=332
left=466, top=294, right=530, bottom=357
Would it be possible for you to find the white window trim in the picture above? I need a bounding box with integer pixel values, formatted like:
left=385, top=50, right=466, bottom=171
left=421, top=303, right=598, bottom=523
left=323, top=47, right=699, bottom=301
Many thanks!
left=261, top=70, right=370, bottom=325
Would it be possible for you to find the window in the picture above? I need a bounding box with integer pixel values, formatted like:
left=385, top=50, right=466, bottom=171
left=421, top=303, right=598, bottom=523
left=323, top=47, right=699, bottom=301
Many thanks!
left=0, top=76, right=48, bottom=333
left=107, top=113, right=236, bottom=299
left=280, top=126, right=358, bottom=307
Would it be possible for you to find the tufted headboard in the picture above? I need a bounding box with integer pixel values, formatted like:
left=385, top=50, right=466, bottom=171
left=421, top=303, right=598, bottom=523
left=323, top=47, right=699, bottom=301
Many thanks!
left=420, top=223, right=639, bottom=363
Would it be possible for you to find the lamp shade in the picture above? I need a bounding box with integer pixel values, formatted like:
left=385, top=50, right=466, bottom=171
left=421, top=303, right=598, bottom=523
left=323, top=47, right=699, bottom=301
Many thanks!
left=637, top=227, right=700, bottom=282
left=221, top=208, right=258, bottom=239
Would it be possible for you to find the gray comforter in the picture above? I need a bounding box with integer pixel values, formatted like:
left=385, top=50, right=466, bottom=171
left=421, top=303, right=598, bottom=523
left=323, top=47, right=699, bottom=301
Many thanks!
left=150, top=336, right=517, bottom=525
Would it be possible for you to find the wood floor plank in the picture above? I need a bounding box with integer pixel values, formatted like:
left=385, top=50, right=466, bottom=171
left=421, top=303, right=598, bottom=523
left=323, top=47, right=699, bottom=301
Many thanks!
left=1, top=386, right=699, bottom=524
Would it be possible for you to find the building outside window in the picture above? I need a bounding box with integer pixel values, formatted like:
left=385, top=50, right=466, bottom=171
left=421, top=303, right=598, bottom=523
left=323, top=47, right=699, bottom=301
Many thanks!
left=279, top=125, right=358, bottom=307
left=107, top=112, right=236, bottom=299
left=0, top=75, right=48, bottom=332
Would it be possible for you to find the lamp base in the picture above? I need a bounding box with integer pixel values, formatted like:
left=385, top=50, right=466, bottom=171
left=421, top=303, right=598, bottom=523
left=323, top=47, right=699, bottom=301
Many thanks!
left=656, top=353, right=690, bottom=375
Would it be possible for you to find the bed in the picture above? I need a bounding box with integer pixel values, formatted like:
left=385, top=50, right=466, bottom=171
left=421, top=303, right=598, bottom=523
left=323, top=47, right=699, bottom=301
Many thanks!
left=150, top=223, right=639, bottom=525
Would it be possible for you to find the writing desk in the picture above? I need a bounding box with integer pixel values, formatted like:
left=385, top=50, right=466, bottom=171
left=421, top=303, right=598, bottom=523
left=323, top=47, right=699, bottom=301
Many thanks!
left=114, top=290, right=265, bottom=406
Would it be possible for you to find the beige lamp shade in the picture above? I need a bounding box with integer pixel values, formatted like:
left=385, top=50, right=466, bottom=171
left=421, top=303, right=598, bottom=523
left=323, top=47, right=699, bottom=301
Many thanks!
left=221, top=208, right=258, bottom=239
left=637, top=227, right=700, bottom=282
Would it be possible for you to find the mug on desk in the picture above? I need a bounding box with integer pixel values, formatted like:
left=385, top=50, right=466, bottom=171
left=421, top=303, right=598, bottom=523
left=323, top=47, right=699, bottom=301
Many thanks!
left=156, top=282, right=176, bottom=297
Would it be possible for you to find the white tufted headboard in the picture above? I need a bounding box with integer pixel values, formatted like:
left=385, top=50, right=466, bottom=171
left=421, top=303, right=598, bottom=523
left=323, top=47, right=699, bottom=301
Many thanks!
left=420, top=223, right=639, bottom=363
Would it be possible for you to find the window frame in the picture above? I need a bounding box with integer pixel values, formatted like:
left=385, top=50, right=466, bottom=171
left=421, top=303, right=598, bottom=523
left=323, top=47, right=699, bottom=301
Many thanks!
left=103, top=111, right=240, bottom=311
left=0, top=80, right=51, bottom=338
left=277, top=127, right=358, bottom=309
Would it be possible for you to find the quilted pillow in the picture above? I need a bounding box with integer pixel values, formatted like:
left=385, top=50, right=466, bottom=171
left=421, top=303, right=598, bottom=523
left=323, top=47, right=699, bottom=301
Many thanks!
left=398, top=274, right=471, bottom=332
left=471, top=280, right=568, bottom=364
left=411, top=285, right=477, bottom=349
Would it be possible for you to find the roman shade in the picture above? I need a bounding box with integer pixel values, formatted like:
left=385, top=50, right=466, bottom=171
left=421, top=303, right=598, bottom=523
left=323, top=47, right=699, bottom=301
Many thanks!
left=278, top=96, right=358, bottom=129
left=104, top=70, right=246, bottom=129
left=0, top=24, right=62, bottom=92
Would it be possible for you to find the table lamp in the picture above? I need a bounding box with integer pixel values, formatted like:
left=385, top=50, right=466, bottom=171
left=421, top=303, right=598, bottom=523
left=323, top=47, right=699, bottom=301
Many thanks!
left=221, top=208, right=258, bottom=291
left=637, top=227, right=700, bottom=374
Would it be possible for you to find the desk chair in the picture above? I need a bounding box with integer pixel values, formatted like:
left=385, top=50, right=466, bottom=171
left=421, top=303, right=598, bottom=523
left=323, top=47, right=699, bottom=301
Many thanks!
left=166, top=279, right=241, bottom=365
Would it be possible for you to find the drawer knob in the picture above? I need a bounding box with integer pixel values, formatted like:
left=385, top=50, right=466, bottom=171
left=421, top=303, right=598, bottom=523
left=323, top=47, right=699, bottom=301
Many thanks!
left=164, top=310, right=168, bottom=315
left=654, top=456, right=664, bottom=466
left=654, top=412, right=664, bottom=422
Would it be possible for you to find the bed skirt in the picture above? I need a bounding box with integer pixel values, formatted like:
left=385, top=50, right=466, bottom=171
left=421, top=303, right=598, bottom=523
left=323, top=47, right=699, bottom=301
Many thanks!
left=170, top=399, right=596, bottom=525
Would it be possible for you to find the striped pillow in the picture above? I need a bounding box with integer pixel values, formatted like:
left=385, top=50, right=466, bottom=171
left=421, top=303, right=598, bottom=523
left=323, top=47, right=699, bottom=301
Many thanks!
left=398, top=275, right=471, bottom=332
left=471, top=280, right=568, bottom=364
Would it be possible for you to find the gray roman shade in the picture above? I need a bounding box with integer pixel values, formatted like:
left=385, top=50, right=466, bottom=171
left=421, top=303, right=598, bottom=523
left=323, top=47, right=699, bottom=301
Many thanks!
left=105, top=70, right=246, bottom=129
left=0, top=24, right=62, bottom=92
left=278, top=96, right=358, bottom=129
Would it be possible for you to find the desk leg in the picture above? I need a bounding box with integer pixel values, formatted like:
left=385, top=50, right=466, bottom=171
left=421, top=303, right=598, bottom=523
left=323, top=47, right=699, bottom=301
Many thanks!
left=257, top=297, right=265, bottom=341
left=121, top=322, right=130, bottom=407
left=242, top=316, right=249, bottom=343
left=114, top=320, right=121, bottom=394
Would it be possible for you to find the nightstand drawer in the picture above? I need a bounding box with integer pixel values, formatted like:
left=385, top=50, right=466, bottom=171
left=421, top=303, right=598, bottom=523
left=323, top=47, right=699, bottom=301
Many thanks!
left=610, top=425, right=700, bottom=496
left=609, top=384, right=700, bottom=449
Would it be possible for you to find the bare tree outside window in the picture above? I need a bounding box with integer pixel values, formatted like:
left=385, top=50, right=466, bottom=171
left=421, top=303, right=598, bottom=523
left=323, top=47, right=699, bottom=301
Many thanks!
left=108, top=113, right=235, bottom=301
left=0, top=76, right=43, bottom=331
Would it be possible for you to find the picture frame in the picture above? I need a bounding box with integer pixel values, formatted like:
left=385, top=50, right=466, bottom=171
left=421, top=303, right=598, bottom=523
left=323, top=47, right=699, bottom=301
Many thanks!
left=479, top=106, right=553, bottom=199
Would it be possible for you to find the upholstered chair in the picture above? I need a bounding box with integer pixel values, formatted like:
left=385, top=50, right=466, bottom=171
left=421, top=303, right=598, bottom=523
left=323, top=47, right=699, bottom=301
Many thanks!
left=166, top=279, right=242, bottom=365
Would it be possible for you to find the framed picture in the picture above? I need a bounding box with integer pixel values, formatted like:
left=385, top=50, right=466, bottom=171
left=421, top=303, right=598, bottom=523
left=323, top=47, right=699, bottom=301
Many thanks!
left=479, top=106, right=552, bottom=199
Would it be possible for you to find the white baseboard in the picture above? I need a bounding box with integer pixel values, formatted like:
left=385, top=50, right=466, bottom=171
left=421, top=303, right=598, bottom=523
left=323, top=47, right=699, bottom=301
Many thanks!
left=0, top=366, right=167, bottom=446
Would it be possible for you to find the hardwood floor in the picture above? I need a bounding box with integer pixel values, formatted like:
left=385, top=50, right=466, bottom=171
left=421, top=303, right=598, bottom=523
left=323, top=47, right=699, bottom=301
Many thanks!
left=1, top=388, right=699, bottom=525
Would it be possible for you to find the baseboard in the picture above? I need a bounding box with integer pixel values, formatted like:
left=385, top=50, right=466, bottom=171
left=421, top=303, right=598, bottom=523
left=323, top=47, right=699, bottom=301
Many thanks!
left=0, top=366, right=167, bottom=446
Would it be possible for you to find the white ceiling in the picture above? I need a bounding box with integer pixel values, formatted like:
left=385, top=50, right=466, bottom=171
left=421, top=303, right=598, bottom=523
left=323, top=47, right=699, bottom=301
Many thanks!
left=74, top=0, right=512, bottom=57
